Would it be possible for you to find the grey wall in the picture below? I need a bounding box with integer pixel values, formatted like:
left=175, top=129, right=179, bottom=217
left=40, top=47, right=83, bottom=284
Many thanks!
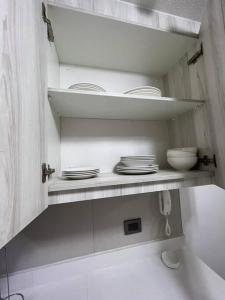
left=0, top=191, right=182, bottom=274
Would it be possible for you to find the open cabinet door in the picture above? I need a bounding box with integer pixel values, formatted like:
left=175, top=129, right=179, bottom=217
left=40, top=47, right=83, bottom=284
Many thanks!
left=201, top=0, right=225, bottom=188
left=0, top=0, right=48, bottom=248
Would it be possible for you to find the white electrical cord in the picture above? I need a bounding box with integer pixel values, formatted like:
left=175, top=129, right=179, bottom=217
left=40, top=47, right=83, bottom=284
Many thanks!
left=159, top=191, right=172, bottom=237
left=165, top=215, right=172, bottom=237
left=0, top=248, right=25, bottom=300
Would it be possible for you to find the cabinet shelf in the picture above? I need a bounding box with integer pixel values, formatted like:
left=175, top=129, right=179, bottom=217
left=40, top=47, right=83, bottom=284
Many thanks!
left=48, top=5, right=197, bottom=75
left=48, top=170, right=213, bottom=205
left=48, top=88, right=204, bottom=120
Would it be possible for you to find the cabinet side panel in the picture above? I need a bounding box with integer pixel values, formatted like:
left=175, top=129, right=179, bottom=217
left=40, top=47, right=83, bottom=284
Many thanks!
left=201, top=0, right=225, bottom=187
left=0, top=0, right=47, bottom=248
left=164, top=43, right=212, bottom=159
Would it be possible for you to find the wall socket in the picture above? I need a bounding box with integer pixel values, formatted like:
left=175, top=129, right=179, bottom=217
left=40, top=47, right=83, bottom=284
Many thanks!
left=124, top=218, right=142, bottom=235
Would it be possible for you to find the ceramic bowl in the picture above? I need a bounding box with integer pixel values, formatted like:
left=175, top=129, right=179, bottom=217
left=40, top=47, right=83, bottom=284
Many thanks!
left=167, top=147, right=197, bottom=157
left=167, top=152, right=196, bottom=158
left=167, top=156, right=197, bottom=171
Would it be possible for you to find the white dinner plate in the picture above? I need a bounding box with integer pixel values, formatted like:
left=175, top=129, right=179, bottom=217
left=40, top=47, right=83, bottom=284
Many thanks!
left=62, top=172, right=99, bottom=176
left=125, top=86, right=161, bottom=91
left=124, top=86, right=161, bottom=94
left=128, top=92, right=161, bottom=97
left=117, top=165, right=158, bottom=170
left=62, top=167, right=100, bottom=172
left=62, top=174, right=98, bottom=179
left=117, top=169, right=158, bottom=174
left=121, top=155, right=155, bottom=159
left=69, top=83, right=105, bottom=92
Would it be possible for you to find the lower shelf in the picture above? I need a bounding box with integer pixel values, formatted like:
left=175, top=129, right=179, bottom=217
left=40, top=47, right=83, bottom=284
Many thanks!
left=48, top=170, right=213, bottom=205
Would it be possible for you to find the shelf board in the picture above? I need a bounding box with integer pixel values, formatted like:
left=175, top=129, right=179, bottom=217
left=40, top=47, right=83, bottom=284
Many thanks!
left=48, top=170, right=213, bottom=205
left=48, top=88, right=204, bottom=120
left=48, top=5, right=197, bottom=75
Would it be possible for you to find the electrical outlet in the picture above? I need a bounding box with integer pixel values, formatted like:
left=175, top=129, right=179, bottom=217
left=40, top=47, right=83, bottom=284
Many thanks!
left=124, top=218, right=142, bottom=235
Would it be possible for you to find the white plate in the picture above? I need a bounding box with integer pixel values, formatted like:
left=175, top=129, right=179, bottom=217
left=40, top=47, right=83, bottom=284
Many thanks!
left=128, top=92, right=161, bottom=96
left=62, top=174, right=98, bottom=179
left=124, top=86, right=161, bottom=94
left=117, top=169, right=158, bottom=174
left=69, top=83, right=105, bottom=92
left=62, top=169, right=99, bottom=173
left=62, top=167, right=100, bottom=172
left=117, top=165, right=158, bottom=170
left=121, top=161, right=155, bottom=167
left=121, top=155, right=155, bottom=159
left=127, top=90, right=161, bottom=94
left=62, top=172, right=99, bottom=176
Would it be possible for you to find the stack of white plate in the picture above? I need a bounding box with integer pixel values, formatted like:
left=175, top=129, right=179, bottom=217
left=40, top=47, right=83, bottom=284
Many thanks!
left=116, top=155, right=159, bottom=175
left=167, top=147, right=198, bottom=171
left=68, top=83, right=105, bottom=93
left=62, top=167, right=100, bottom=180
left=124, top=86, right=162, bottom=97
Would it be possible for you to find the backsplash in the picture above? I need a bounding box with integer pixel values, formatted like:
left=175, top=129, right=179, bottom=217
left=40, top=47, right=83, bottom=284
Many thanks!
left=0, top=191, right=182, bottom=274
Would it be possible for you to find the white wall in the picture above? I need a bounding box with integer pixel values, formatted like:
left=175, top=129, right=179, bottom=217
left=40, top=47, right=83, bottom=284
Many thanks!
left=1, top=191, right=182, bottom=273
left=180, top=184, right=225, bottom=279
left=60, top=118, right=170, bottom=172
left=59, top=64, right=165, bottom=94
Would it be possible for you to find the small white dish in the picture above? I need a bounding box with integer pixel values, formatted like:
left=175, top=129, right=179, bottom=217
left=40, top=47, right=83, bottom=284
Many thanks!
left=161, top=250, right=181, bottom=269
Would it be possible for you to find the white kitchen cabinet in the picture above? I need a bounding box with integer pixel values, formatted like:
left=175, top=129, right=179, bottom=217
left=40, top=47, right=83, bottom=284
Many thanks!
left=0, top=0, right=224, bottom=251
left=46, top=1, right=213, bottom=205
left=0, top=1, right=48, bottom=249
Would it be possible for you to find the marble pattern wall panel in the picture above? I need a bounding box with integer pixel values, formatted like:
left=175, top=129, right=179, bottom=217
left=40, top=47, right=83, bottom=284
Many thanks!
left=0, top=1, right=47, bottom=248
left=1, top=191, right=182, bottom=273
left=200, top=0, right=225, bottom=188
left=47, top=0, right=200, bottom=37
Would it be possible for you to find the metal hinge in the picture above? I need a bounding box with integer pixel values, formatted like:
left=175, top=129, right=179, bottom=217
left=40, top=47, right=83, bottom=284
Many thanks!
left=198, top=155, right=217, bottom=168
left=187, top=43, right=203, bottom=65
left=42, top=2, right=54, bottom=42
left=42, top=163, right=55, bottom=183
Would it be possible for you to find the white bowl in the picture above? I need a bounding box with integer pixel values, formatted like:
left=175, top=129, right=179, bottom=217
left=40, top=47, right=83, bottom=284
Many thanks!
left=167, top=147, right=197, bottom=156
left=167, top=156, right=197, bottom=171
left=167, top=152, right=196, bottom=158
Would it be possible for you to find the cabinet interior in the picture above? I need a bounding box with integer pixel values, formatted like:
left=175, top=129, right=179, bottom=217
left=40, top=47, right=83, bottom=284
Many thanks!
left=47, top=4, right=212, bottom=190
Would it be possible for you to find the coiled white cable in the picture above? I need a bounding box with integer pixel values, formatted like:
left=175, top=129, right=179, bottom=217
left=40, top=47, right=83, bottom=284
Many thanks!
left=159, top=191, right=172, bottom=237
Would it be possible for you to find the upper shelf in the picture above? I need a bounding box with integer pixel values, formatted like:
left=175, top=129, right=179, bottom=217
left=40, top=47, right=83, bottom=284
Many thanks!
left=48, top=5, right=197, bottom=75
left=48, top=88, right=204, bottom=120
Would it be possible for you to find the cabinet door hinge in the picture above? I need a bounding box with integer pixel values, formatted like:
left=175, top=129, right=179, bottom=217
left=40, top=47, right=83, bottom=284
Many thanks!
left=42, top=2, right=54, bottom=42
left=187, top=43, right=203, bottom=65
left=42, top=163, right=55, bottom=183
left=198, top=154, right=217, bottom=168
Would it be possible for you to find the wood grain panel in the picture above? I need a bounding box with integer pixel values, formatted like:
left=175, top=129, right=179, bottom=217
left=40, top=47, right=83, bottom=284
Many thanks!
left=164, top=43, right=213, bottom=161
left=48, top=171, right=213, bottom=204
left=200, top=0, right=225, bottom=188
left=0, top=0, right=47, bottom=248
left=47, top=0, right=200, bottom=38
